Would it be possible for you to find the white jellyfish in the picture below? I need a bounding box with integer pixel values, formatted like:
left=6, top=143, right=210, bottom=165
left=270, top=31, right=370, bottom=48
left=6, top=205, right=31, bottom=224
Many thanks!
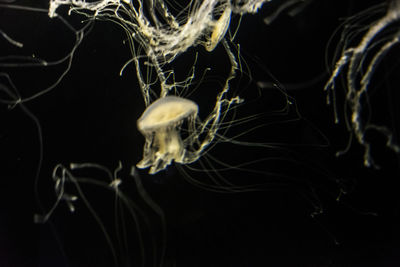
left=136, top=96, right=199, bottom=174
left=204, top=4, right=232, bottom=52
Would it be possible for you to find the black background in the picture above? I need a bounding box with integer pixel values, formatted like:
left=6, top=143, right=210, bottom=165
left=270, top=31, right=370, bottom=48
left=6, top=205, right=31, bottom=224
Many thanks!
left=1, top=0, right=400, bottom=266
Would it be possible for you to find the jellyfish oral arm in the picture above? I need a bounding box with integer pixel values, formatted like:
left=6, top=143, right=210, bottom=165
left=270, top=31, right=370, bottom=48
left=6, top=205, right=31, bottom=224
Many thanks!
left=137, top=128, right=185, bottom=174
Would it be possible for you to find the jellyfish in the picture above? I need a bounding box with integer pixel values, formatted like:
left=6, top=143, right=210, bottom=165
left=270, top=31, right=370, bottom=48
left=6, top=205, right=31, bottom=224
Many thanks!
left=136, top=96, right=199, bottom=174
left=204, top=4, right=232, bottom=52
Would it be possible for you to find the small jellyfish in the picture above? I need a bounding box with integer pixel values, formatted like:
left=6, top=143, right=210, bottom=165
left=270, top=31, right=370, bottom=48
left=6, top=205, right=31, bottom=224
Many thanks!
left=204, top=5, right=232, bottom=52
left=136, top=96, right=199, bottom=174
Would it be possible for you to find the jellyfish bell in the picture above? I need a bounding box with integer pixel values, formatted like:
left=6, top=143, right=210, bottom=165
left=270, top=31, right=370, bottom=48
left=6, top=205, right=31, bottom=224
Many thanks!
left=137, top=96, right=199, bottom=174
left=204, top=5, right=232, bottom=52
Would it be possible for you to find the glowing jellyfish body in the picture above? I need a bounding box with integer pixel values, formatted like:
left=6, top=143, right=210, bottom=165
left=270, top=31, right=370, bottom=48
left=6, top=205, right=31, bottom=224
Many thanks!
left=205, top=6, right=232, bottom=52
left=137, top=96, right=199, bottom=174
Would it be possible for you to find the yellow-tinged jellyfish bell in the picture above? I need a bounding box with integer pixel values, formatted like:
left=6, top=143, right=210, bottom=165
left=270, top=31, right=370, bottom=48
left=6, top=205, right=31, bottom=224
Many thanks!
left=136, top=96, right=199, bottom=174
left=205, top=6, right=232, bottom=52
